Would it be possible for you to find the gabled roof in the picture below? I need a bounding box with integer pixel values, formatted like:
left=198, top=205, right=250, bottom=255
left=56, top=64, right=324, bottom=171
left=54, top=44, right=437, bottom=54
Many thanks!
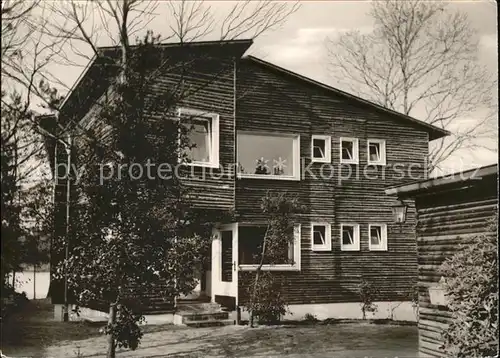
left=245, top=55, right=450, bottom=141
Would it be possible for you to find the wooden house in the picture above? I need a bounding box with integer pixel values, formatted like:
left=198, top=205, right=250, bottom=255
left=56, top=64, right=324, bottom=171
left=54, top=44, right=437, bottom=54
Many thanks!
left=385, top=164, right=498, bottom=356
left=43, top=39, right=450, bottom=322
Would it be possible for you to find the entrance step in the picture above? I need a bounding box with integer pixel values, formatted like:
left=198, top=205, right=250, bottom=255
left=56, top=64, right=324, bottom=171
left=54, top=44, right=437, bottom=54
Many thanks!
left=182, top=311, right=229, bottom=323
left=176, top=296, right=211, bottom=305
left=173, top=302, right=234, bottom=327
left=184, top=319, right=234, bottom=328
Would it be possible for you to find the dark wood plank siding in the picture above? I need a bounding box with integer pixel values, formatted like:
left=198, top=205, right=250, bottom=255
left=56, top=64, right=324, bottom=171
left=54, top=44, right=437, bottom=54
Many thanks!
left=236, top=59, right=429, bottom=305
left=71, top=45, right=244, bottom=212
left=414, top=176, right=497, bottom=358
left=150, top=55, right=236, bottom=210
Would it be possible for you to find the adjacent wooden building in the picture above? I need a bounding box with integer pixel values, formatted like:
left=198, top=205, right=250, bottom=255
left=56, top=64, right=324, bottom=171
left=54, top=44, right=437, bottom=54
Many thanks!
left=386, top=164, right=498, bottom=357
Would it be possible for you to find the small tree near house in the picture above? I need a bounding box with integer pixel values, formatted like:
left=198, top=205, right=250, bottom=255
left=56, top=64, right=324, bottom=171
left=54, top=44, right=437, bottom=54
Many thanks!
left=357, top=278, right=380, bottom=320
left=246, top=191, right=304, bottom=327
left=387, top=283, right=419, bottom=321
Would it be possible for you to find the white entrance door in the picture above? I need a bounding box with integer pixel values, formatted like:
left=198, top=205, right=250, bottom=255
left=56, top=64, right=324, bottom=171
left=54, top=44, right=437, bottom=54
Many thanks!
left=211, top=223, right=238, bottom=304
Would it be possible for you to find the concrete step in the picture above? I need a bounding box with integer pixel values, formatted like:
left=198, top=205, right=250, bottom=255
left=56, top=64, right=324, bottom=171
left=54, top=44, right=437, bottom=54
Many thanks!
left=184, top=319, right=234, bottom=328
left=182, top=311, right=229, bottom=323
left=144, top=309, right=175, bottom=315
left=177, top=296, right=211, bottom=304
left=176, top=302, right=223, bottom=313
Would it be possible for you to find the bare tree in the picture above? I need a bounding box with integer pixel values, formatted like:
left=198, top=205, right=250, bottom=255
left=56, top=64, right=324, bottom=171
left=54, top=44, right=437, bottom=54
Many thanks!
left=1, top=0, right=67, bottom=304
left=42, top=0, right=299, bottom=67
left=1, top=0, right=69, bottom=187
left=327, top=0, right=497, bottom=172
left=1, top=0, right=67, bottom=217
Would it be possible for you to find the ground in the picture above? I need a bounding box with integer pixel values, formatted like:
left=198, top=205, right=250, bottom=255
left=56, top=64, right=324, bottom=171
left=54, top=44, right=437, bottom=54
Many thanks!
left=1, top=300, right=418, bottom=358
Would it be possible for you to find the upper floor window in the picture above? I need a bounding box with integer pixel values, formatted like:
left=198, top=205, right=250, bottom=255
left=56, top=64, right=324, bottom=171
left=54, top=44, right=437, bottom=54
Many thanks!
left=369, top=224, right=387, bottom=251
left=311, top=222, right=331, bottom=251
left=237, top=132, right=300, bottom=180
left=311, top=135, right=331, bottom=163
left=340, top=137, right=359, bottom=164
left=367, top=139, right=386, bottom=165
left=341, top=223, right=360, bottom=251
left=179, top=108, right=219, bottom=168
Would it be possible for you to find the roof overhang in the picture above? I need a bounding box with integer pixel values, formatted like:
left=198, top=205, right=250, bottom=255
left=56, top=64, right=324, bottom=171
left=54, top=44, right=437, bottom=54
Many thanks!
left=385, top=164, right=498, bottom=197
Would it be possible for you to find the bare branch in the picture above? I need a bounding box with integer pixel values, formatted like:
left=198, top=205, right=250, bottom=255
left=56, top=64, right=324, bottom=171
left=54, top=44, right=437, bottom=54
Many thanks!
left=327, top=0, right=497, bottom=171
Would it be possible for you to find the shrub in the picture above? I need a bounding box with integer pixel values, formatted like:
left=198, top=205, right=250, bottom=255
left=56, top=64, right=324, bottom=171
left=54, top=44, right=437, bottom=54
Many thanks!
left=440, top=216, right=498, bottom=357
left=303, top=313, right=319, bottom=323
left=357, top=278, right=379, bottom=319
left=245, top=272, right=289, bottom=325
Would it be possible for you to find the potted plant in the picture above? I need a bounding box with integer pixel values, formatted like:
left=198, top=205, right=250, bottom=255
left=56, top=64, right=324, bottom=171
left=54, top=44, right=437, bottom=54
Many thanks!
left=428, top=276, right=448, bottom=306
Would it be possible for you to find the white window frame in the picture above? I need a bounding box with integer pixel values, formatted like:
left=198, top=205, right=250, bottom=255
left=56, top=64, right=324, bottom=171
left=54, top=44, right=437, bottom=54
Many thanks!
left=368, top=224, right=388, bottom=251
left=339, top=137, right=359, bottom=164
left=178, top=107, right=220, bottom=168
left=310, top=222, right=332, bottom=251
left=340, top=224, right=360, bottom=251
left=238, top=224, right=301, bottom=271
left=367, top=139, right=386, bottom=165
left=236, top=131, right=301, bottom=181
left=311, top=135, right=331, bottom=163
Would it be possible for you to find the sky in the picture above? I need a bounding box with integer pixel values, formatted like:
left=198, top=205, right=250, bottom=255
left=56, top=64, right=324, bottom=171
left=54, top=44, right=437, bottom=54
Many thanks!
left=24, top=0, right=499, bottom=176
left=250, top=0, right=498, bottom=174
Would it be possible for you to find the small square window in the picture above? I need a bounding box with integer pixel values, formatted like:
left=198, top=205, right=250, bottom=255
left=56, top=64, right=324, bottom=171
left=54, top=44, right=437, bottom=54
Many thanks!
left=340, top=138, right=359, bottom=164
left=369, top=224, right=387, bottom=251
left=340, top=224, right=360, bottom=251
left=311, top=223, right=331, bottom=251
left=367, top=139, right=386, bottom=165
left=311, top=135, right=331, bottom=163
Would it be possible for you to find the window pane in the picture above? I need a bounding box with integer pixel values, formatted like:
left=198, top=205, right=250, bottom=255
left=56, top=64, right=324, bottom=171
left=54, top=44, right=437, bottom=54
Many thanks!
left=313, top=139, right=325, bottom=158
left=370, top=226, right=381, bottom=245
left=313, top=225, right=326, bottom=245
left=342, top=226, right=354, bottom=245
left=369, top=143, right=380, bottom=162
left=237, top=134, right=295, bottom=176
left=183, top=119, right=210, bottom=162
left=238, top=226, right=266, bottom=264
left=238, top=226, right=292, bottom=264
left=342, top=141, right=353, bottom=160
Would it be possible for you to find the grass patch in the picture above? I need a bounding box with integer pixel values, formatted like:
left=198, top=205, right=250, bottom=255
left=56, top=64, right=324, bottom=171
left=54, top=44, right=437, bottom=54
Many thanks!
left=1, top=299, right=101, bottom=357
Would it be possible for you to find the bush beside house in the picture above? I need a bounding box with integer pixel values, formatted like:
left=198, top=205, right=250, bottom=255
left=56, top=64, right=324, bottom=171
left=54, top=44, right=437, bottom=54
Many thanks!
left=440, top=217, right=498, bottom=357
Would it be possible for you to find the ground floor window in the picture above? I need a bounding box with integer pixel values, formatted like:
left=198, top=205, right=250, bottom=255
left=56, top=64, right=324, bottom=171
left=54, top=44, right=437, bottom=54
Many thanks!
left=340, top=223, right=360, bottom=251
left=311, top=223, right=332, bottom=251
left=238, top=224, right=301, bottom=271
left=368, top=224, right=388, bottom=251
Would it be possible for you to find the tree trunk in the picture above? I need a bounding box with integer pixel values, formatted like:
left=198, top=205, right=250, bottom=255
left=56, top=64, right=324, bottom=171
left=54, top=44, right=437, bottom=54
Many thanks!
left=33, top=265, right=36, bottom=299
left=249, top=226, right=270, bottom=328
left=107, top=303, right=117, bottom=358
